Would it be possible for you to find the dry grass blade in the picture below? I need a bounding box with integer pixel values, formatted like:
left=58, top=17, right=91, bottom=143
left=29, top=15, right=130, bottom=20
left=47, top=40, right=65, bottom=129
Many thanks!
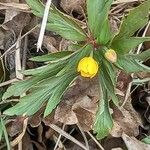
left=77, top=123, right=90, bottom=150
left=0, top=2, right=30, bottom=12
left=87, top=131, right=105, bottom=150
left=0, top=25, right=38, bottom=59
left=15, top=34, right=23, bottom=80
left=49, top=124, right=88, bottom=150
left=0, top=78, right=18, bottom=88
left=37, top=0, right=52, bottom=51
left=113, top=0, right=143, bottom=4
left=54, top=124, right=65, bottom=150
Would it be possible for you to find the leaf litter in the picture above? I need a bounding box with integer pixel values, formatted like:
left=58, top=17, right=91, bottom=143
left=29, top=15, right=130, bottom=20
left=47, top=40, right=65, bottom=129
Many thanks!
left=0, top=0, right=150, bottom=149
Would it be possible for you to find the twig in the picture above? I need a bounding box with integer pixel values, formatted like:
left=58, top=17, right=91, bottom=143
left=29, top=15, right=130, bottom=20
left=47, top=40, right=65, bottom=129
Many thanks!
left=0, top=25, right=38, bottom=59
left=18, top=140, right=22, bottom=150
left=49, top=124, right=88, bottom=150
left=112, top=0, right=143, bottom=4
left=87, top=131, right=105, bottom=150
left=77, top=123, right=90, bottom=150
left=0, top=78, right=18, bottom=88
left=0, top=99, right=19, bottom=105
left=54, top=124, right=65, bottom=150
left=137, top=21, right=150, bottom=54
left=37, top=0, right=52, bottom=51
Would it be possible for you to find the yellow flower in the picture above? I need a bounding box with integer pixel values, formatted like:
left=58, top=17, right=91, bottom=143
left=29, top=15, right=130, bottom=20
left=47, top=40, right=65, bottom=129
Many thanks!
left=77, top=57, right=98, bottom=78
left=104, top=49, right=117, bottom=63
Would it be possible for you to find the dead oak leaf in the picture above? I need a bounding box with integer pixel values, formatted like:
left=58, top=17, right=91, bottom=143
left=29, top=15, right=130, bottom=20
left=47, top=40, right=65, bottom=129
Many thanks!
left=122, top=133, right=150, bottom=150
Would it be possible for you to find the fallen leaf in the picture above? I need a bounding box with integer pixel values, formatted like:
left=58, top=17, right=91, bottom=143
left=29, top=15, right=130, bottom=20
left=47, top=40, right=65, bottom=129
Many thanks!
left=111, top=100, right=142, bottom=137
left=60, top=0, right=85, bottom=14
left=122, top=133, right=150, bottom=150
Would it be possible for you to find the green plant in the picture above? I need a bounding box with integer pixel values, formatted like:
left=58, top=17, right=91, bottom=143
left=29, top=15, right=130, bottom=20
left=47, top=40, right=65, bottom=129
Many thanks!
left=2, top=0, right=150, bottom=139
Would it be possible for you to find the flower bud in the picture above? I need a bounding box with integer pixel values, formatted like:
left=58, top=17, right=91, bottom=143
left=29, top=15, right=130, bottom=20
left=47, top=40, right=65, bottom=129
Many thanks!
left=104, top=49, right=117, bottom=63
left=77, top=57, right=98, bottom=78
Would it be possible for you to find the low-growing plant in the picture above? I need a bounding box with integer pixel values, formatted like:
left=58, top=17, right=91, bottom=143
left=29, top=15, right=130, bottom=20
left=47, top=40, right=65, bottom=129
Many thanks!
left=2, top=0, right=150, bottom=139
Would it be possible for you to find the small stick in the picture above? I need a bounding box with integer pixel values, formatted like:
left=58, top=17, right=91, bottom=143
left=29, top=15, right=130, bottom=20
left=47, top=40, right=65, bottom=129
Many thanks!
left=0, top=78, right=18, bottom=88
left=87, top=131, right=105, bottom=150
left=77, top=123, right=90, bottom=150
left=49, top=124, right=88, bottom=150
left=54, top=124, right=65, bottom=150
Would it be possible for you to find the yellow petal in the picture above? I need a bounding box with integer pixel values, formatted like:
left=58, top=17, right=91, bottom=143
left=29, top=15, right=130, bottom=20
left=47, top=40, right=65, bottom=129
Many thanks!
left=77, top=56, right=99, bottom=78
left=80, top=70, right=91, bottom=78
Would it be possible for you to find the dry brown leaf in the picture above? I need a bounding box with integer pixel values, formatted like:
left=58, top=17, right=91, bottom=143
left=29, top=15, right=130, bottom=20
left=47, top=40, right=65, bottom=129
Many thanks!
left=111, top=100, right=142, bottom=137
left=6, top=117, right=25, bottom=137
left=54, top=78, right=99, bottom=131
left=122, top=133, right=150, bottom=150
left=117, top=71, right=132, bottom=94
left=60, top=0, right=85, bottom=14
left=72, top=95, right=97, bottom=131
left=28, top=108, right=43, bottom=128
left=22, top=132, right=34, bottom=150
left=55, top=101, right=78, bottom=125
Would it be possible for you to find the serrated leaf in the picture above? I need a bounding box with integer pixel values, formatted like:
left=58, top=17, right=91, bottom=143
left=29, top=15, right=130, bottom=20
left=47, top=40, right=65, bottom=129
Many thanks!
left=128, top=49, right=150, bottom=61
left=3, top=61, right=65, bottom=100
left=30, top=51, right=73, bottom=62
left=115, top=55, right=150, bottom=73
left=44, top=72, right=77, bottom=117
left=114, top=0, right=150, bottom=39
left=111, top=37, right=150, bottom=54
left=94, top=73, right=113, bottom=139
left=87, top=0, right=113, bottom=37
left=26, top=0, right=87, bottom=41
left=3, top=75, right=65, bottom=116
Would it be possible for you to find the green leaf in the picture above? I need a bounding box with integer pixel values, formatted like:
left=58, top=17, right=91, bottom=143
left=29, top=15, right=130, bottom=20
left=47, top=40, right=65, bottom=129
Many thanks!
left=0, top=119, right=3, bottom=141
left=30, top=51, right=73, bottom=62
left=4, top=88, right=50, bottom=116
left=44, top=72, right=77, bottom=117
left=87, top=0, right=113, bottom=37
left=97, top=19, right=112, bottom=45
left=3, top=61, right=65, bottom=100
left=111, top=37, right=150, bottom=54
left=114, top=0, right=150, bottom=39
left=94, top=73, right=113, bottom=139
left=101, top=62, right=119, bottom=106
left=25, top=0, right=44, bottom=15
left=46, top=6, right=87, bottom=41
left=57, top=44, right=92, bottom=76
left=128, top=49, right=150, bottom=61
left=115, top=55, right=150, bottom=73
left=0, top=118, right=10, bottom=150
left=141, top=136, right=150, bottom=144
left=3, top=75, right=65, bottom=116
left=26, top=0, right=87, bottom=41
left=22, top=61, right=66, bottom=76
